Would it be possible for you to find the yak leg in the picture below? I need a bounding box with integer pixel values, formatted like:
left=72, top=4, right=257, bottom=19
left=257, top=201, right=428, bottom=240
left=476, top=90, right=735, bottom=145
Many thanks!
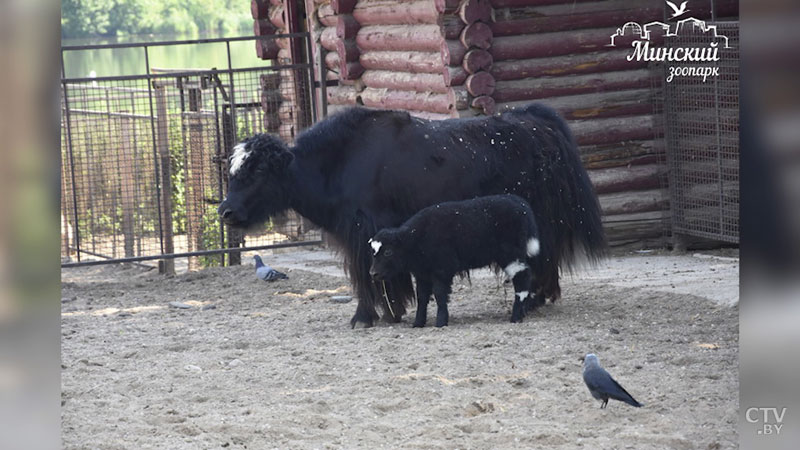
left=413, top=277, right=432, bottom=328
left=432, top=278, right=452, bottom=328
left=350, top=282, right=380, bottom=328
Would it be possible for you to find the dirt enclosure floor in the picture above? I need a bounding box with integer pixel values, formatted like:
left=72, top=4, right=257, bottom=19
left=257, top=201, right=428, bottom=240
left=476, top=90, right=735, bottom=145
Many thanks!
left=62, top=249, right=739, bottom=449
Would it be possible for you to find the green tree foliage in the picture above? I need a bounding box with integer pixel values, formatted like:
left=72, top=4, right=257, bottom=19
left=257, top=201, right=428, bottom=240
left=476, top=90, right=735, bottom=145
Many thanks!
left=62, top=0, right=252, bottom=38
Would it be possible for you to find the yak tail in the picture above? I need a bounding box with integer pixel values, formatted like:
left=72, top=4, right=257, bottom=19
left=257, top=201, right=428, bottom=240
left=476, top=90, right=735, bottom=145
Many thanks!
left=521, top=103, right=607, bottom=270
left=337, top=210, right=414, bottom=327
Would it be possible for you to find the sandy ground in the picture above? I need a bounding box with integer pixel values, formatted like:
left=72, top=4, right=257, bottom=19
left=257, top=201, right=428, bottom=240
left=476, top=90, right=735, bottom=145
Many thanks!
left=61, top=249, right=739, bottom=449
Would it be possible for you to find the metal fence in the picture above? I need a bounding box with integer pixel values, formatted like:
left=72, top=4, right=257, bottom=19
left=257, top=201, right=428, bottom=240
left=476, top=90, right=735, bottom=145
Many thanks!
left=61, top=35, right=322, bottom=272
left=663, top=21, right=739, bottom=244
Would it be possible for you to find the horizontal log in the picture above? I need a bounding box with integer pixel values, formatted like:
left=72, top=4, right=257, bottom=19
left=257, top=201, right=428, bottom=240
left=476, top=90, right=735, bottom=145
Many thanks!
left=441, top=15, right=466, bottom=40
left=459, top=0, right=493, bottom=25
left=471, top=95, right=496, bottom=115
left=441, top=39, right=467, bottom=65
left=460, top=21, right=493, bottom=50
left=603, top=210, right=668, bottom=247
left=570, top=114, right=657, bottom=146
left=357, top=24, right=444, bottom=52
left=320, top=27, right=338, bottom=51
left=490, top=49, right=646, bottom=81
left=497, top=88, right=654, bottom=121
left=332, top=0, right=357, bottom=14
left=466, top=71, right=496, bottom=96
left=489, top=0, right=601, bottom=8
left=598, top=188, right=668, bottom=216
left=360, top=51, right=443, bottom=74
left=255, top=38, right=280, bottom=60
left=588, top=162, right=664, bottom=194
left=580, top=140, right=663, bottom=170
left=359, top=87, right=467, bottom=114
left=491, top=28, right=664, bottom=61
left=353, top=0, right=440, bottom=25
left=269, top=5, right=285, bottom=30
left=318, top=3, right=337, bottom=27
left=327, top=85, right=360, bottom=105
left=491, top=0, right=664, bottom=36
left=410, top=110, right=458, bottom=120
left=362, top=70, right=450, bottom=93
left=337, top=14, right=360, bottom=39
left=251, top=0, right=269, bottom=20
left=463, top=48, right=493, bottom=73
left=254, top=19, right=277, bottom=36
left=443, top=65, right=468, bottom=86
left=492, top=68, right=654, bottom=103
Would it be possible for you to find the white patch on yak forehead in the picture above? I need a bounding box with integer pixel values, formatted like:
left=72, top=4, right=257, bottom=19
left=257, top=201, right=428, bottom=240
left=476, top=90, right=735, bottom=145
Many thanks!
left=515, top=291, right=529, bottom=301
left=229, top=142, right=251, bottom=176
left=526, top=238, right=541, bottom=257
left=369, top=239, right=382, bottom=255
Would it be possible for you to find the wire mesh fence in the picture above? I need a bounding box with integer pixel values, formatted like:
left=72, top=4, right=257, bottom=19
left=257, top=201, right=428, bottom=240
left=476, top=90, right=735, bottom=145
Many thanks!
left=662, top=21, right=739, bottom=244
left=61, top=35, right=321, bottom=271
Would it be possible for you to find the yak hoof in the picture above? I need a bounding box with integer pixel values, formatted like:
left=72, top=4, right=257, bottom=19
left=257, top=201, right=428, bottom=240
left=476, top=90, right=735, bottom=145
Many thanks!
left=412, top=321, right=426, bottom=328
left=350, top=312, right=376, bottom=329
left=435, top=318, right=448, bottom=327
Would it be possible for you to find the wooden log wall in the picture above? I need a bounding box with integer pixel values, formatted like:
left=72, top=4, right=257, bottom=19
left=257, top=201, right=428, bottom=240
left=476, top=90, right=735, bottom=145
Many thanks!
left=261, top=0, right=738, bottom=248
left=487, top=0, right=738, bottom=248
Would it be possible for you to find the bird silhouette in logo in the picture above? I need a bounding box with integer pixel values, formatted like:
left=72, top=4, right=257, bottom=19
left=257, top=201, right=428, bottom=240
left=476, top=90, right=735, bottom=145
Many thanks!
left=666, top=0, right=689, bottom=18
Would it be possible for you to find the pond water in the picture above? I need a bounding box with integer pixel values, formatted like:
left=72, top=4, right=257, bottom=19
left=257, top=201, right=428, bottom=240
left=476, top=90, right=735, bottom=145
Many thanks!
left=62, top=33, right=267, bottom=79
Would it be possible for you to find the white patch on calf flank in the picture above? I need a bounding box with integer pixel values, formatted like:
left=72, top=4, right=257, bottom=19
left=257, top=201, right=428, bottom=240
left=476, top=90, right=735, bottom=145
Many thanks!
left=369, top=239, right=382, bottom=255
left=527, top=238, right=541, bottom=257
left=504, top=261, right=528, bottom=278
left=229, top=143, right=251, bottom=176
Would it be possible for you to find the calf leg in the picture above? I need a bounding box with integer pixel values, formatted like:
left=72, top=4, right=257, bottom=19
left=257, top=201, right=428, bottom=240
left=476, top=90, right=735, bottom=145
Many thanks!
left=432, top=279, right=452, bottom=328
left=507, top=263, right=532, bottom=323
left=413, top=277, right=433, bottom=328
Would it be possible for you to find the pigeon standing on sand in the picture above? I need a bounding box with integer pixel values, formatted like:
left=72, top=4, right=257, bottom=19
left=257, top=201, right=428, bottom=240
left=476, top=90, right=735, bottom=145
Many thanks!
left=254, top=255, right=288, bottom=282
left=582, top=353, right=643, bottom=409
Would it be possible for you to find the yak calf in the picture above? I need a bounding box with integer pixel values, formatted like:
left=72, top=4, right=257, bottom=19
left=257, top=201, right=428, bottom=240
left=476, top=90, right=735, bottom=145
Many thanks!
left=368, top=194, right=543, bottom=327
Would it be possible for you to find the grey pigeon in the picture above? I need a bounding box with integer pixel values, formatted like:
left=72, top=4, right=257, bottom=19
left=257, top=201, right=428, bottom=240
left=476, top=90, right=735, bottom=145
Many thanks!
left=254, top=255, right=288, bottom=282
left=582, top=353, right=643, bottom=408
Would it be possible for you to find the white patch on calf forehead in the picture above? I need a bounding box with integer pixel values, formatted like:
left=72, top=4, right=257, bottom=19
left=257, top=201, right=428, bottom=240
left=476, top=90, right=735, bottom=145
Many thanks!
left=229, top=142, right=251, bottom=176
left=515, top=291, right=529, bottom=301
left=369, top=239, right=382, bottom=255
left=504, top=260, right=528, bottom=278
left=526, top=238, right=540, bottom=257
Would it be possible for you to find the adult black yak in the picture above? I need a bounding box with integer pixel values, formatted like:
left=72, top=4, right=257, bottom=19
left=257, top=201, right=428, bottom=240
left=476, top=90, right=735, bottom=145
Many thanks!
left=218, top=104, right=605, bottom=327
left=369, top=194, right=545, bottom=327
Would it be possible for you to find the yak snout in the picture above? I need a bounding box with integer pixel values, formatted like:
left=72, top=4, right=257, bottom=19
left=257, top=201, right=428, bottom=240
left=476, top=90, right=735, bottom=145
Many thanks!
left=217, top=199, right=242, bottom=225
left=369, top=265, right=381, bottom=281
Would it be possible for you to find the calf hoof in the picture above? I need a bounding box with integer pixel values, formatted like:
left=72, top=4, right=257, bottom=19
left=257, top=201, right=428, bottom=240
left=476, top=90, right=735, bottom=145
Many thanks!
left=435, top=317, right=449, bottom=327
left=510, top=315, right=524, bottom=323
left=412, top=320, right=426, bottom=328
